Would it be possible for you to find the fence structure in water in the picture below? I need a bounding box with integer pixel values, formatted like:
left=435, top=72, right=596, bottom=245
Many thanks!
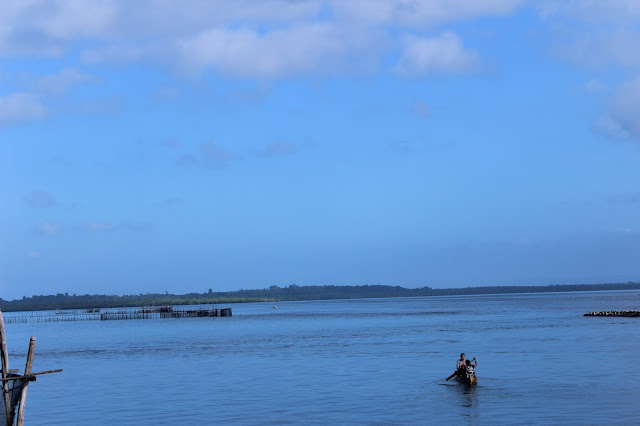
left=583, top=310, right=640, bottom=317
left=2, top=306, right=232, bottom=324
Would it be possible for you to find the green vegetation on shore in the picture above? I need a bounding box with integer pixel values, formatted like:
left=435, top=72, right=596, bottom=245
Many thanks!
left=1, top=282, right=639, bottom=312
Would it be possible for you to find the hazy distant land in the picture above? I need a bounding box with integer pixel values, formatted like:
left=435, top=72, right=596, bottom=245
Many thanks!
left=1, top=282, right=639, bottom=312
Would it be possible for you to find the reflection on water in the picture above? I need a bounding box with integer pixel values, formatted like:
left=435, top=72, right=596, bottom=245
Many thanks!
left=4, top=290, right=640, bottom=424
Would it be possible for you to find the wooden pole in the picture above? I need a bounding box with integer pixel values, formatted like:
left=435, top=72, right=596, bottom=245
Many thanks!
left=0, top=310, right=13, bottom=426
left=16, top=336, right=35, bottom=426
left=0, top=369, right=63, bottom=382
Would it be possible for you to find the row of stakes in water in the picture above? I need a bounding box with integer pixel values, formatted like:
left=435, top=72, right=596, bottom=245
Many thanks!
left=583, top=310, right=640, bottom=317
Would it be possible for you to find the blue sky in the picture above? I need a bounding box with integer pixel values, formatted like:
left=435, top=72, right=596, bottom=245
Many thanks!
left=1, top=1, right=640, bottom=299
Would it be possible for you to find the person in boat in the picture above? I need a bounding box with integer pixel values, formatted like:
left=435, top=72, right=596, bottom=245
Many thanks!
left=464, top=358, right=478, bottom=378
left=456, top=353, right=467, bottom=374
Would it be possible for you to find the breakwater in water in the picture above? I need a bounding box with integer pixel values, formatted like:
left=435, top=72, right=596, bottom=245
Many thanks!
left=3, top=306, right=232, bottom=324
left=583, top=310, right=640, bottom=317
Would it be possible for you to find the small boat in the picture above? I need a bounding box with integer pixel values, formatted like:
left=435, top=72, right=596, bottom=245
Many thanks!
left=446, top=368, right=478, bottom=385
left=455, top=372, right=478, bottom=385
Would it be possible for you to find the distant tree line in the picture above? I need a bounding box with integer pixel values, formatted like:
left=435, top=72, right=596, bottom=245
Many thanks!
left=0, top=282, right=638, bottom=312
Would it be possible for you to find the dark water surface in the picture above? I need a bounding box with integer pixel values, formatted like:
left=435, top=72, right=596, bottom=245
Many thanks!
left=4, top=290, right=640, bottom=424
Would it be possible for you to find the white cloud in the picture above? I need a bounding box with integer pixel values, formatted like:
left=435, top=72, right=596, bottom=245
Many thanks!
left=176, top=154, right=197, bottom=167
left=1, top=0, right=524, bottom=78
left=81, top=45, right=147, bottom=65
left=608, top=76, right=640, bottom=140
left=201, top=142, right=238, bottom=169
left=585, top=79, right=607, bottom=92
left=592, top=115, right=632, bottom=140
left=537, top=4, right=640, bottom=142
left=540, top=2, right=640, bottom=72
left=80, top=24, right=383, bottom=78
left=395, top=32, right=480, bottom=77
left=27, top=251, right=41, bottom=259
left=121, top=220, right=153, bottom=232
left=32, top=68, right=100, bottom=95
left=0, top=0, right=115, bottom=56
left=334, top=0, right=524, bottom=27
left=590, top=77, right=640, bottom=141
left=410, top=100, right=430, bottom=117
left=175, top=24, right=381, bottom=77
left=162, top=138, right=182, bottom=148
left=24, top=190, right=56, bottom=208
left=80, top=222, right=115, bottom=233
left=77, top=97, right=122, bottom=115
left=165, top=196, right=183, bottom=206
left=0, top=93, right=46, bottom=125
left=540, top=1, right=640, bottom=24
left=0, top=69, right=104, bottom=125
left=0, top=0, right=522, bottom=56
left=556, top=29, right=640, bottom=71
left=261, top=141, right=295, bottom=157
left=35, top=222, right=62, bottom=235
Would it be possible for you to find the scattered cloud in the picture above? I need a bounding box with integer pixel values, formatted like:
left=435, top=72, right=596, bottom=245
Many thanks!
left=34, top=220, right=155, bottom=235
left=176, top=143, right=238, bottom=168
left=410, top=100, right=429, bottom=117
left=554, top=29, right=640, bottom=71
left=394, top=32, right=480, bottom=77
left=607, top=193, right=640, bottom=204
left=592, top=115, right=632, bottom=140
left=164, top=196, right=183, bottom=206
left=1, top=0, right=524, bottom=61
left=0, top=68, right=110, bottom=126
left=176, top=154, right=197, bottom=167
left=27, top=251, right=41, bottom=259
left=31, top=67, right=100, bottom=95
left=35, top=222, right=62, bottom=236
left=0, top=93, right=46, bottom=125
left=0, top=0, right=115, bottom=56
left=261, top=141, right=295, bottom=157
left=585, top=79, right=607, bottom=92
left=593, top=77, right=640, bottom=141
left=162, top=138, right=182, bottom=148
left=148, top=84, right=270, bottom=108
left=334, top=0, right=525, bottom=27
left=608, top=77, right=640, bottom=140
left=540, top=2, right=640, bottom=72
left=80, top=222, right=115, bottom=233
left=24, top=190, right=56, bottom=208
left=388, top=141, right=414, bottom=153
left=536, top=3, right=640, bottom=142
left=175, top=24, right=382, bottom=78
left=217, top=86, right=271, bottom=105
left=201, top=142, right=238, bottom=169
left=539, top=1, right=640, bottom=24
left=121, top=220, right=154, bottom=232
left=150, top=86, right=182, bottom=102
left=1, top=1, right=526, bottom=78
left=77, top=97, right=122, bottom=115
left=80, top=45, right=147, bottom=66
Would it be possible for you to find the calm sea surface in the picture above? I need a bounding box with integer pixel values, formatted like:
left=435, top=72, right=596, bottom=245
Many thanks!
left=4, top=290, right=640, bottom=425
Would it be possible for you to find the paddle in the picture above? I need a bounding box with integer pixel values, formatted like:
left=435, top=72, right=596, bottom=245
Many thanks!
left=445, top=371, right=458, bottom=381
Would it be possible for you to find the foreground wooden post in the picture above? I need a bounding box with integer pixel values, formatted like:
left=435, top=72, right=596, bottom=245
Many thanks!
left=0, top=310, right=13, bottom=426
left=16, top=337, right=35, bottom=426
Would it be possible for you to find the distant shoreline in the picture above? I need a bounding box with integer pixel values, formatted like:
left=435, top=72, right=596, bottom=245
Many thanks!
left=1, top=282, right=638, bottom=313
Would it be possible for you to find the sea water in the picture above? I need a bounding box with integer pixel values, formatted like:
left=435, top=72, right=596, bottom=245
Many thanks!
left=4, top=290, right=640, bottom=424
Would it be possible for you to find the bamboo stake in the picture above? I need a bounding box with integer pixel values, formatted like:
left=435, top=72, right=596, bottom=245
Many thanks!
left=0, top=370, right=64, bottom=382
left=16, top=336, right=35, bottom=426
left=0, top=310, right=13, bottom=426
